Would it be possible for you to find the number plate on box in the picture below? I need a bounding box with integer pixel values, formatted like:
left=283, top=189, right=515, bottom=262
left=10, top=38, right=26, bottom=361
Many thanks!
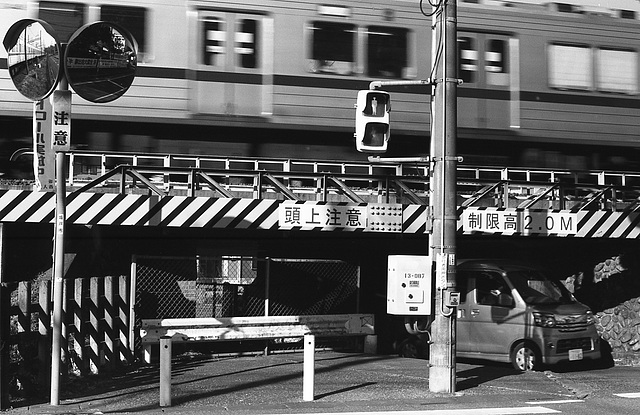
left=569, top=348, right=583, bottom=361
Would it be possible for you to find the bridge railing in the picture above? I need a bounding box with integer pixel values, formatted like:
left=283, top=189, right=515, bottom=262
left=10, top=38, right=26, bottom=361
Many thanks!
left=9, top=150, right=640, bottom=209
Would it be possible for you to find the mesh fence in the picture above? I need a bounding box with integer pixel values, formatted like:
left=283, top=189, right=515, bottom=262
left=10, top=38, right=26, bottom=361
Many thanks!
left=134, top=255, right=361, bottom=355
left=134, top=256, right=359, bottom=319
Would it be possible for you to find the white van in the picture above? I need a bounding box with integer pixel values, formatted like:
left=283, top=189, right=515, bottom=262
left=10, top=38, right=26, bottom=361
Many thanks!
left=456, top=260, right=601, bottom=371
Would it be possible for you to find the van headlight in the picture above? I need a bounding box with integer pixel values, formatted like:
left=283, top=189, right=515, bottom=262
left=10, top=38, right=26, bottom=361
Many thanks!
left=533, top=312, right=556, bottom=327
left=585, top=310, right=596, bottom=325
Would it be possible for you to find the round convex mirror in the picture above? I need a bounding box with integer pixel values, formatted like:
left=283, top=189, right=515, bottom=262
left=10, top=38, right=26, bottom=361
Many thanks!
left=3, top=19, right=61, bottom=101
left=65, top=21, right=137, bottom=103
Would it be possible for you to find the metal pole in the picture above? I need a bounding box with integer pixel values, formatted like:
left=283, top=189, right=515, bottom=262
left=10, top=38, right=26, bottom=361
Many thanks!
left=302, top=334, right=315, bottom=401
left=50, top=72, right=68, bottom=406
left=50, top=151, right=65, bottom=405
left=159, top=336, right=172, bottom=407
left=429, top=0, right=458, bottom=394
left=0, top=224, right=9, bottom=409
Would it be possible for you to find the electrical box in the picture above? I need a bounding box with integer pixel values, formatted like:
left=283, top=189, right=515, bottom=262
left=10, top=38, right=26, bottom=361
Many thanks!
left=444, top=291, right=460, bottom=308
left=387, top=255, right=432, bottom=315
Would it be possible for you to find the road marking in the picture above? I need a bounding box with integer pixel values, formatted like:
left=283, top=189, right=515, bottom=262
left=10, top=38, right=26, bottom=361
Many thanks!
left=614, top=392, right=640, bottom=398
left=267, top=407, right=560, bottom=415
left=526, top=399, right=583, bottom=404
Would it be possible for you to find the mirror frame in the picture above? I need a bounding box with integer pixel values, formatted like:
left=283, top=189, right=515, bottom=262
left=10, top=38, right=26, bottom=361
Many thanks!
left=3, top=19, right=62, bottom=101
left=65, top=21, right=138, bottom=103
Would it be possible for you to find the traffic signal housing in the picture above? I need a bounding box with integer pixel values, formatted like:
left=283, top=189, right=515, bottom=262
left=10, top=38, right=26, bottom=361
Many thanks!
left=355, top=90, right=390, bottom=153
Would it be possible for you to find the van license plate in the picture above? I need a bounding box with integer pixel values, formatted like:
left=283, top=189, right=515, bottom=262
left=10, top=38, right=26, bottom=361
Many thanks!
left=569, top=349, right=583, bottom=361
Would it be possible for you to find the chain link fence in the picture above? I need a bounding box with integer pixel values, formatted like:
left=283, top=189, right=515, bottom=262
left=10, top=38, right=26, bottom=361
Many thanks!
left=133, top=255, right=360, bottom=355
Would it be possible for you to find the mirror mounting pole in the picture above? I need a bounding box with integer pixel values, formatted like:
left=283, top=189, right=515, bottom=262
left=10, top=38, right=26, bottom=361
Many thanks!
left=50, top=45, right=68, bottom=406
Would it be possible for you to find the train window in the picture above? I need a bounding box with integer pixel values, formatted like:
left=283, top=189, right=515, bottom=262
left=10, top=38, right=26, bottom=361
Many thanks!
left=366, top=26, right=408, bottom=78
left=596, top=48, right=637, bottom=94
left=308, top=21, right=356, bottom=75
left=202, top=16, right=226, bottom=67
left=236, top=19, right=259, bottom=69
left=38, top=1, right=85, bottom=43
left=458, top=37, right=477, bottom=84
left=486, top=39, right=508, bottom=86
left=100, top=6, right=147, bottom=60
left=548, top=44, right=592, bottom=90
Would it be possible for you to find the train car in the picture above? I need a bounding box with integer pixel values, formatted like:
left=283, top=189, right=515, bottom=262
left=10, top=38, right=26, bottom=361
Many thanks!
left=457, top=0, right=640, bottom=169
left=1, top=0, right=640, bottom=174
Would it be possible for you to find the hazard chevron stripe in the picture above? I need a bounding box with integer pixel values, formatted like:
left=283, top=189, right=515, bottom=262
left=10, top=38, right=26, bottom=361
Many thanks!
left=402, top=205, right=428, bottom=234
left=0, top=189, right=639, bottom=237
left=0, top=190, right=283, bottom=230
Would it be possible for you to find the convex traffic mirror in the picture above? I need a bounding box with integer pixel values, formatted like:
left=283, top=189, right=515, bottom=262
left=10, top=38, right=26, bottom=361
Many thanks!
left=3, top=19, right=61, bottom=101
left=3, top=19, right=137, bottom=103
left=65, top=21, right=137, bottom=103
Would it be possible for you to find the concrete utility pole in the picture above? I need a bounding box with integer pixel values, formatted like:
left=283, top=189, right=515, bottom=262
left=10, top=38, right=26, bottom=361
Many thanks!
left=428, top=0, right=458, bottom=394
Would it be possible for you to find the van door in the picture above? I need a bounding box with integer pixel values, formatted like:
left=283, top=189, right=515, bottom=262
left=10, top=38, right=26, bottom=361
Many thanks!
left=468, top=271, right=520, bottom=356
left=455, top=270, right=475, bottom=353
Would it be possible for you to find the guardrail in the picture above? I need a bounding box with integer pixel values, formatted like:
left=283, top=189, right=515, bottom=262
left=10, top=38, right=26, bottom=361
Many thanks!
left=140, top=313, right=376, bottom=363
left=141, top=314, right=376, bottom=405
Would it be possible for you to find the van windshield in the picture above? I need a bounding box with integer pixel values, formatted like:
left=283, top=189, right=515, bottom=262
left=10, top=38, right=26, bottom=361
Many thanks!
left=507, top=269, right=574, bottom=305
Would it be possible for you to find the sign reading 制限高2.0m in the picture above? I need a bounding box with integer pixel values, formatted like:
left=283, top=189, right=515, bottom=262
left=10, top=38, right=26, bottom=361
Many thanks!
left=461, top=208, right=578, bottom=236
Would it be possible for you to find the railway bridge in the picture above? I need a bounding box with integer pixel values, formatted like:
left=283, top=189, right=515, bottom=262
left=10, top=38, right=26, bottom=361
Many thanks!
left=2, top=150, right=640, bottom=376
left=3, top=150, right=640, bottom=238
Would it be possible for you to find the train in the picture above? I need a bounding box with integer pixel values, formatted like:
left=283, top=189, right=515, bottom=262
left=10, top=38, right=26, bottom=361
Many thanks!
left=1, top=0, right=640, bottom=177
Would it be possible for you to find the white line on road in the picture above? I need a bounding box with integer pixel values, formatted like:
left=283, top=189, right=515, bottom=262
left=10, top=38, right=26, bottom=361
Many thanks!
left=268, top=407, right=561, bottom=415
left=614, top=392, right=640, bottom=398
left=526, top=399, right=584, bottom=404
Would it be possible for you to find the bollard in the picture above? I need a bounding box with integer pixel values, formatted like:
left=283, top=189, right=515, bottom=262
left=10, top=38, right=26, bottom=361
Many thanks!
left=303, top=334, right=315, bottom=401
left=159, top=336, right=172, bottom=407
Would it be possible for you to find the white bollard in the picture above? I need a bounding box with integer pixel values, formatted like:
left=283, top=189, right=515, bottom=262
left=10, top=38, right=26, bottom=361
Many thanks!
left=159, top=336, right=172, bottom=407
left=303, top=334, right=315, bottom=401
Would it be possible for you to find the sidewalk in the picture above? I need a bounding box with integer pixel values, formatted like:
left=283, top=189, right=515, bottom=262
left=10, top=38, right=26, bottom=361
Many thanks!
left=4, top=351, right=579, bottom=414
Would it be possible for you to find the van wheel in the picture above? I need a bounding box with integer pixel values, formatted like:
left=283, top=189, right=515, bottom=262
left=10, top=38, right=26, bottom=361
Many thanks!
left=511, top=342, right=540, bottom=371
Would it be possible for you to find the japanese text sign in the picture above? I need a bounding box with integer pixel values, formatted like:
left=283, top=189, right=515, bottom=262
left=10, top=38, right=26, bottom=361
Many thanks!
left=462, top=208, right=577, bottom=235
left=51, top=90, right=71, bottom=152
left=279, top=201, right=367, bottom=230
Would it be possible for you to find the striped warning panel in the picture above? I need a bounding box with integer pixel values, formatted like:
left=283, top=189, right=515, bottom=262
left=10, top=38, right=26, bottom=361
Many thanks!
left=577, top=210, right=640, bottom=238
left=403, top=204, right=429, bottom=234
left=0, top=190, right=281, bottom=230
left=2, top=189, right=639, bottom=237
left=0, top=190, right=421, bottom=233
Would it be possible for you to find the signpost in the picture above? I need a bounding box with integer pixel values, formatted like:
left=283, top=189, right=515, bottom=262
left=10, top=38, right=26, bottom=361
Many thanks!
left=3, top=19, right=137, bottom=406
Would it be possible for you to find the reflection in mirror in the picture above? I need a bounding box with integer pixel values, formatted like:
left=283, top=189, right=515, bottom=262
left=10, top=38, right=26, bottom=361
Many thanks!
left=65, top=22, right=137, bottom=103
left=4, top=20, right=60, bottom=101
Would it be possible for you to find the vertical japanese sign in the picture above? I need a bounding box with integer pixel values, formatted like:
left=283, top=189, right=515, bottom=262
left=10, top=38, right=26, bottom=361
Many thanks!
left=51, top=90, right=71, bottom=152
left=33, top=100, right=56, bottom=191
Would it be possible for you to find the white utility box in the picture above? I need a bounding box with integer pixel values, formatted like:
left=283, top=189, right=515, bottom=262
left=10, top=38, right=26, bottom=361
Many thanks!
left=387, top=255, right=432, bottom=315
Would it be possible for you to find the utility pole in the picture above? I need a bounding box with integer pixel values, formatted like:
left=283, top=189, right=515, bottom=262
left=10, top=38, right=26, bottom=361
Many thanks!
left=428, top=0, right=458, bottom=393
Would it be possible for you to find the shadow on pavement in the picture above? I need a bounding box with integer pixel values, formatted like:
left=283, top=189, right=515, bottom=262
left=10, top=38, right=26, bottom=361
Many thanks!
left=456, top=358, right=523, bottom=391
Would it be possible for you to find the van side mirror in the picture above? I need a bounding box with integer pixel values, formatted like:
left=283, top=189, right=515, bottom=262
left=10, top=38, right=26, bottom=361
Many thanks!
left=497, top=293, right=514, bottom=307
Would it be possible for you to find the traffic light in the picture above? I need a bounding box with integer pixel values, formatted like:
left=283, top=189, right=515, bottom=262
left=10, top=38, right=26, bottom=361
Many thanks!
left=355, top=90, right=390, bottom=153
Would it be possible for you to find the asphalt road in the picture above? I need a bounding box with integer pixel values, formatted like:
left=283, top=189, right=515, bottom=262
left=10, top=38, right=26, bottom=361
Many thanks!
left=4, top=351, right=640, bottom=415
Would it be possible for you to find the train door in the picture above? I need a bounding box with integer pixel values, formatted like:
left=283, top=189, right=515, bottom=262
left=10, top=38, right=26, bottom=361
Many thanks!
left=191, top=10, right=273, bottom=117
left=457, top=32, right=518, bottom=130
